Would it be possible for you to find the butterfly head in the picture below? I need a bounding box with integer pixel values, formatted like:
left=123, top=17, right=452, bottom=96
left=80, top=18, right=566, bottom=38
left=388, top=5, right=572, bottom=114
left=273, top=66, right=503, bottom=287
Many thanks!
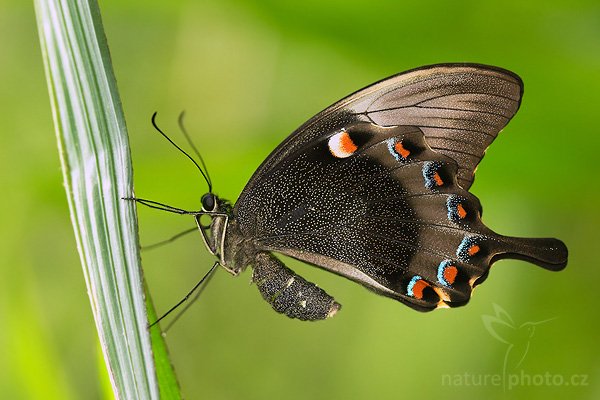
left=196, top=193, right=232, bottom=262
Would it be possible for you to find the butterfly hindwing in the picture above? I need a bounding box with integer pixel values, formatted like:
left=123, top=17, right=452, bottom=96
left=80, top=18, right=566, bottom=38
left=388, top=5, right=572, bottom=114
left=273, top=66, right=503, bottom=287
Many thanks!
left=236, top=122, right=503, bottom=310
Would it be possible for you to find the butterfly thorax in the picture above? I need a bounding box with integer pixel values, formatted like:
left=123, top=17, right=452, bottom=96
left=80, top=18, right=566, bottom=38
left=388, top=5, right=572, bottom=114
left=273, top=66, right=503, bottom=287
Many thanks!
left=222, top=217, right=257, bottom=275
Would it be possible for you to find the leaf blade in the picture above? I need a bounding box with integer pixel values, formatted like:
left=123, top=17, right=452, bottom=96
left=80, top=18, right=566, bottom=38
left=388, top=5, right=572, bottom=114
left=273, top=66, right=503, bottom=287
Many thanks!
left=34, top=0, right=181, bottom=398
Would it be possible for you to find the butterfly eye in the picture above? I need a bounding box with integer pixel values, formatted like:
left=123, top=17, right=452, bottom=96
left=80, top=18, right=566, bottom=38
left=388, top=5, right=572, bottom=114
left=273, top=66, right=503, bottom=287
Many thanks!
left=201, top=193, right=216, bottom=211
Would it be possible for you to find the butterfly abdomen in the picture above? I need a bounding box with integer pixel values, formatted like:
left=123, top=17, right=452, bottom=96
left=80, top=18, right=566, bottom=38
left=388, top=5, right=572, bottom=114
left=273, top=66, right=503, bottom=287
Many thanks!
left=252, top=252, right=341, bottom=321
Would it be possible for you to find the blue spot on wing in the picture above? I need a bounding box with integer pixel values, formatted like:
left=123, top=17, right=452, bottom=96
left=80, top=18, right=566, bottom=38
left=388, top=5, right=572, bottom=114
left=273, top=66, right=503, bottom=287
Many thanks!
left=457, top=236, right=483, bottom=261
left=422, top=161, right=443, bottom=189
left=446, top=194, right=466, bottom=222
left=407, top=275, right=422, bottom=297
left=437, top=260, right=454, bottom=287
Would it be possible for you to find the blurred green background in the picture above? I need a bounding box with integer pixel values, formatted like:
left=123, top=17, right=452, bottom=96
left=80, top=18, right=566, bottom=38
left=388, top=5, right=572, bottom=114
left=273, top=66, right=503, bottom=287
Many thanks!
left=2, top=0, right=599, bottom=398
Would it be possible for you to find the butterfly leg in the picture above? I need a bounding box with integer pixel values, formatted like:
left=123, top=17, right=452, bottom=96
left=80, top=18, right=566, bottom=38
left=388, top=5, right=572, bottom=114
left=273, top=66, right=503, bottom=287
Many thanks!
left=252, top=252, right=341, bottom=321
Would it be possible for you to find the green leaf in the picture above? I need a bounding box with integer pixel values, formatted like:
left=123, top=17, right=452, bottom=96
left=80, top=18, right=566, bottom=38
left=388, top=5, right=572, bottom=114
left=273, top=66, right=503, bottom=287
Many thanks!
left=34, top=0, right=181, bottom=398
left=146, top=286, right=182, bottom=400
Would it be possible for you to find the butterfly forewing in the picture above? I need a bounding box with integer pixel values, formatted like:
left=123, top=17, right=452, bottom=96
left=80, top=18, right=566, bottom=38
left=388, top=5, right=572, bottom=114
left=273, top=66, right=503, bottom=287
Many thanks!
left=237, top=64, right=522, bottom=196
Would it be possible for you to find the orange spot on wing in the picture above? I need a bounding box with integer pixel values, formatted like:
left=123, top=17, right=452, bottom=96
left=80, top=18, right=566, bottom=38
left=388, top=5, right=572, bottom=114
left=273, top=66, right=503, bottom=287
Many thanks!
left=457, top=203, right=467, bottom=219
left=468, top=245, right=480, bottom=256
left=433, top=172, right=444, bottom=186
left=444, top=266, right=458, bottom=285
left=412, top=280, right=429, bottom=299
left=394, top=141, right=410, bottom=158
left=340, top=132, right=358, bottom=154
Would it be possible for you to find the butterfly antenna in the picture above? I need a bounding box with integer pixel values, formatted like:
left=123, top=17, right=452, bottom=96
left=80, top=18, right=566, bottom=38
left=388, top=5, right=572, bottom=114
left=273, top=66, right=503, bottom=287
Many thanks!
left=148, top=261, right=219, bottom=329
left=178, top=111, right=213, bottom=190
left=151, top=112, right=212, bottom=193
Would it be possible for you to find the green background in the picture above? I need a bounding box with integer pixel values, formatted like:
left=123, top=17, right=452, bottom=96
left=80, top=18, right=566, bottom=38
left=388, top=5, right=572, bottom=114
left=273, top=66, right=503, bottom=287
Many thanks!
left=2, top=0, right=598, bottom=398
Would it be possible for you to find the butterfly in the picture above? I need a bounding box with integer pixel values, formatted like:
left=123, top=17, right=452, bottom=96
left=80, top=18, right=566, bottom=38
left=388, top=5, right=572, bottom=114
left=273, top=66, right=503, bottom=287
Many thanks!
left=132, top=63, right=568, bottom=322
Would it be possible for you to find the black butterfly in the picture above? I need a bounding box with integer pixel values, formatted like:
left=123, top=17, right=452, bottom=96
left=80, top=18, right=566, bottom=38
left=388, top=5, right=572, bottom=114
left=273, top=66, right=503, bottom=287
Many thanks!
left=132, top=63, right=568, bottom=322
